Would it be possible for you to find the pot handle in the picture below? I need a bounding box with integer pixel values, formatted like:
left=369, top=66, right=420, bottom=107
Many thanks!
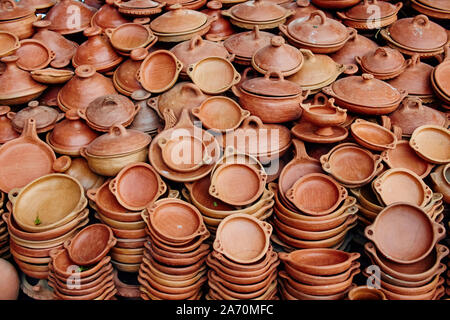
left=63, top=239, right=72, bottom=250
left=343, top=63, right=358, bottom=75
left=241, top=115, right=264, bottom=129
left=79, top=146, right=88, bottom=159
left=21, top=118, right=39, bottom=141
left=181, top=188, right=191, bottom=202
left=108, top=124, right=128, bottom=137
left=278, top=252, right=289, bottom=261
left=412, top=15, right=430, bottom=28
left=158, top=179, right=167, bottom=196
left=307, top=10, right=327, bottom=25
left=264, top=69, right=284, bottom=81
left=364, top=225, right=375, bottom=241
left=109, top=178, right=118, bottom=195
left=77, top=108, right=87, bottom=120
left=433, top=222, right=446, bottom=242
left=52, top=155, right=72, bottom=173
left=321, top=85, right=334, bottom=97
left=436, top=244, right=449, bottom=261
left=350, top=252, right=361, bottom=262
left=86, top=187, right=98, bottom=202
left=336, top=11, right=348, bottom=20
left=292, top=139, right=313, bottom=161
left=8, top=188, right=21, bottom=205
left=346, top=27, right=357, bottom=41
left=104, top=28, right=114, bottom=39
left=285, top=187, right=295, bottom=203
left=6, top=111, right=15, bottom=120
left=189, top=35, right=203, bottom=50
left=312, top=92, right=328, bottom=106
left=231, top=85, right=241, bottom=98
left=0, top=0, right=17, bottom=10
left=374, top=47, right=390, bottom=58
left=380, top=115, right=391, bottom=130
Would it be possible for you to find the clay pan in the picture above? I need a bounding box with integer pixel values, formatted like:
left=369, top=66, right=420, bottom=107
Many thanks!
left=105, top=23, right=155, bottom=52
left=138, top=50, right=183, bottom=93
left=286, top=173, right=347, bottom=215
left=213, top=213, right=272, bottom=264
left=365, top=202, right=445, bottom=264
left=351, top=119, right=397, bottom=151
left=409, top=125, right=450, bottom=164
left=109, top=162, right=166, bottom=211
left=0, top=31, right=19, bottom=57
left=16, top=39, right=55, bottom=71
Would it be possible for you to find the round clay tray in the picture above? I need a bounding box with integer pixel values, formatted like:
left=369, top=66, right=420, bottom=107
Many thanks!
left=138, top=50, right=183, bottom=93
left=209, top=163, right=267, bottom=206
left=16, top=39, right=55, bottom=71
left=109, top=162, right=166, bottom=211
left=192, top=96, right=250, bottom=132
left=105, top=23, right=155, bottom=52
left=0, top=31, right=19, bottom=57
left=213, top=213, right=272, bottom=264
left=409, top=125, right=450, bottom=164
left=365, top=202, right=446, bottom=264
left=350, top=119, right=397, bottom=151
left=286, top=173, right=347, bottom=216
left=148, top=198, right=207, bottom=243
left=187, top=56, right=241, bottom=94
left=372, top=168, right=433, bottom=207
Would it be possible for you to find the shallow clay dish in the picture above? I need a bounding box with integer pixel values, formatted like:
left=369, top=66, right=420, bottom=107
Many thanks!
left=138, top=50, right=183, bottom=93
left=0, top=30, right=19, bottom=57
left=348, top=286, right=387, bottom=300
left=30, top=68, right=74, bottom=85
left=409, top=125, right=450, bottom=164
left=351, top=119, right=397, bottom=151
left=187, top=56, right=240, bottom=94
left=213, top=213, right=272, bottom=264
left=372, top=168, right=432, bottom=207
left=365, top=203, right=446, bottom=264
left=16, top=39, right=55, bottom=71
left=286, top=173, right=347, bottom=215
left=109, top=162, right=166, bottom=211
left=105, top=23, right=156, bottom=53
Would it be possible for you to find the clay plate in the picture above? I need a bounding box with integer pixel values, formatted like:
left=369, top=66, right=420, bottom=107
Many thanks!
left=16, top=39, right=55, bottom=71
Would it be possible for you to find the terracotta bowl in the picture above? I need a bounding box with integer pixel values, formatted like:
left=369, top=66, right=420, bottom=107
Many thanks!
left=48, top=272, right=114, bottom=296
left=208, top=277, right=277, bottom=300
left=210, top=247, right=275, bottom=272
left=409, top=125, right=450, bottom=164
left=105, top=23, right=155, bottom=53
left=140, top=263, right=207, bottom=289
left=110, top=251, right=143, bottom=264
left=150, top=241, right=210, bottom=260
left=140, top=257, right=207, bottom=283
left=96, top=211, right=145, bottom=230
left=109, top=225, right=146, bottom=239
left=351, top=119, right=397, bottom=151
left=145, top=241, right=209, bottom=267
left=52, top=282, right=116, bottom=300
left=348, top=286, right=387, bottom=300
left=280, top=279, right=356, bottom=300
left=9, top=239, right=62, bottom=258
left=142, top=253, right=207, bottom=276
left=49, top=262, right=113, bottom=286
left=139, top=268, right=207, bottom=295
left=209, top=269, right=277, bottom=294
left=115, top=237, right=147, bottom=249
left=16, top=39, right=55, bottom=71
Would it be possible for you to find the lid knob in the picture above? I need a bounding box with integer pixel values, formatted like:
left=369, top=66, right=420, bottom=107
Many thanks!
left=271, top=36, right=285, bottom=47
left=75, top=65, right=96, bottom=78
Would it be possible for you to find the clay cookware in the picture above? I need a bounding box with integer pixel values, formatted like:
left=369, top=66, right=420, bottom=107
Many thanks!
left=105, top=23, right=156, bottom=53
left=409, top=125, right=450, bottom=164
left=365, top=203, right=446, bottom=264
left=286, top=173, right=347, bottom=216
left=351, top=119, right=397, bottom=151
left=430, top=164, right=450, bottom=204
left=91, top=0, right=130, bottom=30
left=114, top=0, right=165, bottom=17
left=348, top=286, right=387, bottom=300
left=0, top=30, right=19, bottom=57
left=0, top=55, right=47, bottom=106
left=109, top=162, right=166, bottom=211
left=0, top=118, right=55, bottom=193
left=52, top=157, right=104, bottom=192
left=320, top=143, right=383, bottom=187
left=44, top=0, right=94, bottom=35
left=129, top=90, right=163, bottom=133
left=31, top=20, right=78, bottom=69
left=15, top=39, right=55, bottom=71
left=0, top=106, right=19, bottom=144
left=355, top=46, right=407, bottom=80
left=373, top=168, right=432, bottom=207
left=0, top=0, right=37, bottom=40
left=201, top=1, right=234, bottom=41
left=432, top=46, right=450, bottom=101
left=187, top=56, right=240, bottom=94
left=147, top=198, right=208, bottom=243
left=330, top=32, right=378, bottom=66
left=278, top=249, right=360, bottom=276
left=0, top=258, right=20, bottom=299
left=213, top=213, right=272, bottom=264
left=226, top=0, right=290, bottom=23
left=192, top=96, right=250, bottom=132
left=65, top=224, right=116, bottom=266
left=113, top=49, right=148, bottom=96
left=31, top=68, right=74, bottom=85
left=138, top=50, right=183, bottom=94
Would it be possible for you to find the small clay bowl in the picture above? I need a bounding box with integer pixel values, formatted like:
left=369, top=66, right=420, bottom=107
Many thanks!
left=96, top=211, right=145, bottom=230
left=49, top=272, right=114, bottom=296
left=110, top=251, right=143, bottom=264
left=139, top=269, right=207, bottom=295
left=280, top=280, right=356, bottom=300
left=109, top=225, right=146, bottom=239
left=279, top=249, right=360, bottom=276
left=140, top=264, right=207, bottom=289
left=65, top=224, right=116, bottom=266
left=208, top=277, right=277, bottom=300
left=145, top=242, right=209, bottom=267
left=0, top=30, right=20, bottom=57
left=53, top=282, right=116, bottom=300
left=105, top=23, right=156, bottom=53
left=146, top=225, right=210, bottom=253
left=348, top=286, right=387, bottom=300
left=210, top=247, right=275, bottom=272
left=141, top=257, right=207, bottom=283
left=16, top=39, right=56, bottom=71
left=213, top=213, right=272, bottom=264
left=365, top=203, right=446, bottom=264
left=9, top=239, right=62, bottom=258
left=138, top=275, right=203, bottom=300
left=409, top=125, right=450, bottom=164
left=351, top=119, right=397, bottom=151
left=286, top=173, right=347, bottom=216
left=150, top=241, right=210, bottom=260
left=378, top=281, right=444, bottom=301
left=116, top=237, right=148, bottom=249
left=142, top=253, right=207, bottom=276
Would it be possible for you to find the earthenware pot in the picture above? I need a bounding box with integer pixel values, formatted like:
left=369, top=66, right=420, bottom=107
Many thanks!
left=0, top=106, right=19, bottom=143
left=44, top=0, right=94, bottom=35
left=105, top=22, right=156, bottom=54
left=0, top=0, right=37, bottom=39
left=348, top=286, right=386, bottom=300
left=330, top=32, right=378, bottom=66
left=430, top=164, right=450, bottom=204
left=91, top=0, right=130, bottom=30
left=16, top=39, right=55, bottom=71
left=409, top=125, right=450, bottom=164
left=202, top=1, right=234, bottom=41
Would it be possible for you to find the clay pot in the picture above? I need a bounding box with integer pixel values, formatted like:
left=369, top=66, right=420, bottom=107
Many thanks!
left=16, top=39, right=55, bottom=71
left=113, top=49, right=148, bottom=96
left=409, top=125, right=450, bottom=164
left=330, top=33, right=378, bottom=66
left=348, top=286, right=387, bottom=300
left=355, top=46, right=407, bottom=80
left=0, top=55, right=47, bottom=106
left=31, top=68, right=74, bottom=85
left=114, top=0, right=165, bottom=17
left=0, top=106, right=19, bottom=144
left=44, top=0, right=95, bottom=35
left=146, top=242, right=208, bottom=267
left=0, top=30, right=19, bottom=57
left=73, top=26, right=123, bottom=73
left=310, top=0, right=360, bottom=9
left=430, top=164, right=450, bottom=204
left=105, top=22, right=156, bottom=54
left=0, top=0, right=37, bottom=39
left=202, top=1, right=234, bottom=41
left=128, top=90, right=163, bottom=133
left=351, top=119, right=397, bottom=151
left=91, top=0, right=130, bottom=30
left=0, top=258, right=19, bottom=299
left=432, top=46, right=450, bottom=103
left=32, top=20, right=78, bottom=69
left=282, top=0, right=324, bottom=24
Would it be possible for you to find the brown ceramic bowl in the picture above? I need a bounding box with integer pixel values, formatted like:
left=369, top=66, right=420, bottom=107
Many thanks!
left=150, top=241, right=210, bottom=260
left=142, top=252, right=207, bottom=276
left=347, top=286, right=387, bottom=300
left=145, top=241, right=209, bottom=267
left=209, top=269, right=277, bottom=294
left=210, top=247, right=274, bottom=272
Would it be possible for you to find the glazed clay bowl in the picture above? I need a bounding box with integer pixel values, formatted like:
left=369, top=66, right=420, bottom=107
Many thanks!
left=147, top=198, right=208, bottom=243
left=365, top=203, right=445, bottom=264
left=350, top=119, right=397, bottom=151
left=286, top=173, right=347, bottom=216
left=348, top=286, right=387, bottom=300
left=278, top=249, right=360, bottom=276
left=9, top=174, right=86, bottom=233
left=65, top=224, right=116, bottom=266
left=409, top=125, right=450, bottom=164
left=213, top=213, right=272, bottom=264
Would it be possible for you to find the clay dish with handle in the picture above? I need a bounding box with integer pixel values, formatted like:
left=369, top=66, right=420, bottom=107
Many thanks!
left=430, top=164, right=450, bottom=204
left=0, top=105, right=19, bottom=144
left=0, top=30, right=19, bottom=57
left=105, top=23, right=156, bottom=53
left=348, top=285, right=387, bottom=300
left=409, top=125, right=450, bottom=164
left=16, top=39, right=55, bottom=71
left=351, top=118, right=397, bottom=151
left=31, top=68, right=74, bottom=85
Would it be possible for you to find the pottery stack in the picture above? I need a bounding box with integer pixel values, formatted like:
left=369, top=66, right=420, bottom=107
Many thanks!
left=47, top=224, right=118, bottom=300
left=139, top=198, right=210, bottom=300
left=206, top=214, right=279, bottom=300
left=363, top=202, right=448, bottom=300
left=4, top=173, right=88, bottom=280
left=278, top=249, right=360, bottom=300
left=0, top=192, right=9, bottom=259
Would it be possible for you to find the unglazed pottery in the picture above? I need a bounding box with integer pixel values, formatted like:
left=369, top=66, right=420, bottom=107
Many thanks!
left=44, top=0, right=94, bottom=35
left=409, top=125, right=450, bottom=164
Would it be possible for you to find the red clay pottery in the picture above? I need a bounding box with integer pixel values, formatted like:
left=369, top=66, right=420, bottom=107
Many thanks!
left=65, top=224, right=116, bottom=266
left=432, top=46, right=450, bottom=103
left=114, top=0, right=165, bottom=17
left=410, top=0, right=450, bottom=20
left=373, top=168, right=432, bottom=207
left=282, top=0, right=324, bottom=24
left=57, top=65, right=117, bottom=112
left=105, top=22, right=156, bottom=54
left=430, top=164, right=450, bottom=204
left=91, top=0, right=130, bottom=30
left=46, top=109, right=99, bottom=156
left=223, top=26, right=273, bottom=65
left=0, top=0, right=37, bottom=39
left=138, top=50, right=183, bottom=94
left=129, top=90, right=163, bottom=134
left=113, top=48, right=147, bottom=96
left=409, top=125, right=450, bottom=164
left=18, top=0, right=56, bottom=12
left=351, top=119, right=397, bottom=151
left=0, top=55, right=47, bottom=106
left=72, top=26, right=123, bottom=73
left=0, top=118, right=55, bottom=193
left=81, top=125, right=151, bottom=176
left=15, top=39, right=55, bottom=71
left=44, top=0, right=94, bottom=35
left=0, top=30, right=19, bottom=57
left=355, top=46, right=407, bottom=80
left=232, top=68, right=307, bottom=123
left=32, top=20, right=78, bottom=69
left=330, top=33, right=378, bottom=66
left=8, top=100, right=63, bottom=134
left=187, top=56, right=240, bottom=94
left=213, top=213, right=272, bottom=264
left=251, top=36, right=303, bottom=76
left=311, top=0, right=360, bottom=9
left=365, top=202, right=445, bottom=264
left=280, top=10, right=355, bottom=53
left=109, top=162, right=166, bottom=211
left=0, top=106, right=19, bottom=143
left=31, top=68, right=74, bottom=85
left=278, top=249, right=360, bottom=276
left=322, top=73, right=406, bottom=115
left=201, top=1, right=234, bottom=41
left=348, top=286, right=386, bottom=300
left=0, top=258, right=19, bottom=299
left=286, top=173, right=347, bottom=215
left=320, top=143, right=383, bottom=187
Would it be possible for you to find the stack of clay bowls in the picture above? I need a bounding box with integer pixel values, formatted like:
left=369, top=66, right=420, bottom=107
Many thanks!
left=89, top=162, right=166, bottom=273
left=4, top=173, right=88, bottom=279
left=48, top=224, right=117, bottom=300
left=0, top=192, right=9, bottom=259
left=431, top=45, right=450, bottom=105
left=278, top=249, right=360, bottom=300
left=206, top=214, right=279, bottom=300
left=139, top=198, right=210, bottom=300
left=364, top=203, right=447, bottom=300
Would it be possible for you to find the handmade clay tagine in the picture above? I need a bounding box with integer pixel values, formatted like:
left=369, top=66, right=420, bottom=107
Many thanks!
left=91, top=0, right=131, bottom=30
left=114, top=0, right=165, bottom=17
left=0, top=0, right=37, bottom=40
left=201, top=1, right=235, bottom=41
left=282, top=0, right=326, bottom=24
left=113, top=48, right=148, bottom=96
left=431, top=45, right=450, bottom=104
left=355, top=46, right=407, bottom=80
left=44, top=0, right=95, bottom=35
left=330, top=32, right=378, bottom=66
left=292, top=94, right=348, bottom=144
